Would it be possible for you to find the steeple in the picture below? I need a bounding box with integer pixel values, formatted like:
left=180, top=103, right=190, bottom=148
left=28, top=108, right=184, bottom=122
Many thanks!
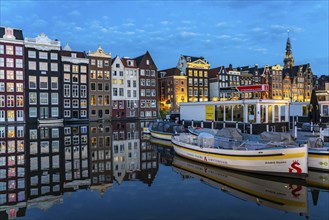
left=283, top=30, right=294, bottom=68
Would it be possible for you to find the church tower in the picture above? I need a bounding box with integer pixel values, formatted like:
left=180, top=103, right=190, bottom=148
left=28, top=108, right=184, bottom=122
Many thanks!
left=283, top=30, right=294, bottom=68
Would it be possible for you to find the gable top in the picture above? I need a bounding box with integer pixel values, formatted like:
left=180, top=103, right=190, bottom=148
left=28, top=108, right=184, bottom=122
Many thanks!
left=63, top=43, right=72, bottom=51
left=121, top=57, right=138, bottom=68
left=0, top=26, right=24, bottom=41
left=134, top=51, right=157, bottom=69
left=88, top=45, right=111, bottom=58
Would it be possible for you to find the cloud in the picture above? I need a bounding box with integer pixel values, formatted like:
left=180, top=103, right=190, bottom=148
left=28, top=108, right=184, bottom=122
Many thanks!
left=217, top=35, right=231, bottom=39
left=248, top=47, right=268, bottom=54
left=270, top=24, right=303, bottom=34
left=123, top=22, right=135, bottom=27
left=251, top=27, right=263, bottom=32
left=69, top=10, right=80, bottom=16
left=75, top=26, right=84, bottom=31
left=215, top=22, right=228, bottom=27
left=31, top=18, right=48, bottom=28
left=160, top=20, right=170, bottom=25
left=180, top=31, right=198, bottom=37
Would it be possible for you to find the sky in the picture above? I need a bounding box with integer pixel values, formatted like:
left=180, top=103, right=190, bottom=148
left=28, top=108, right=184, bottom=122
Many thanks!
left=1, top=0, right=328, bottom=75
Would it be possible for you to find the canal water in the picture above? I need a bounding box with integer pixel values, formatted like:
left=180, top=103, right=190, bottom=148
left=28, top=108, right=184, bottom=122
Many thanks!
left=0, top=122, right=328, bottom=220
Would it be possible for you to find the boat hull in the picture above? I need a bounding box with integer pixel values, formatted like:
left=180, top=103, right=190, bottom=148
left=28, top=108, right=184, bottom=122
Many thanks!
left=172, top=136, right=308, bottom=179
left=150, top=130, right=172, bottom=140
left=308, top=149, right=329, bottom=171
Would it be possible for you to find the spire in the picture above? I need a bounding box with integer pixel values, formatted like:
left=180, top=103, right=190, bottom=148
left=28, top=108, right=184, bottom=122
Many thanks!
left=283, top=30, right=294, bottom=68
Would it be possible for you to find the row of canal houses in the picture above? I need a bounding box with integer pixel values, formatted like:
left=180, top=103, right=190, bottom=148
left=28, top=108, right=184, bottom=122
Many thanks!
left=0, top=26, right=158, bottom=124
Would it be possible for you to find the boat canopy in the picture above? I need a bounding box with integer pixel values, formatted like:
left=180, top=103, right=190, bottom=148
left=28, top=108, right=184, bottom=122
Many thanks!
left=197, top=132, right=215, bottom=148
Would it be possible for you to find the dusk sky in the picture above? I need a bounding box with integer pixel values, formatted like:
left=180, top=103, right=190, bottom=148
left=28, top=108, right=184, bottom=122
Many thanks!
left=1, top=0, right=328, bottom=75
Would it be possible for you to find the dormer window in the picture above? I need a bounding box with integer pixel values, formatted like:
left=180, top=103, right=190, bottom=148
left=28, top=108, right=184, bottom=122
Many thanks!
left=71, top=53, right=77, bottom=58
left=146, top=60, right=149, bottom=65
left=187, top=57, right=191, bottom=62
left=116, top=63, right=120, bottom=68
left=5, top=28, right=13, bottom=38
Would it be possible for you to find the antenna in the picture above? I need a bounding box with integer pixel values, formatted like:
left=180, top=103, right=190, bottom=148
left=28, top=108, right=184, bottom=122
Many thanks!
left=287, top=29, right=290, bottom=38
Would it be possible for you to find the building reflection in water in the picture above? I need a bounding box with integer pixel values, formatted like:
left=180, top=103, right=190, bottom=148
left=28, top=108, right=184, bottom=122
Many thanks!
left=0, top=122, right=327, bottom=219
left=0, top=125, right=26, bottom=219
left=0, top=122, right=159, bottom=219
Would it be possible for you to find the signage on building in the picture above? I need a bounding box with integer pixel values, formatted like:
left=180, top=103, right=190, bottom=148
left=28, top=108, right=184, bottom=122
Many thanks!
left=205, top=105, right=215, bottom=121
left=236, top=84, right=269, bottom=92
left=219, top=87, right=238, bottom=93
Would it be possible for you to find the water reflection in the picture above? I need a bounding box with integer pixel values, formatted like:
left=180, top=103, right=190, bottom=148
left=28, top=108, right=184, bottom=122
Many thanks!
left=172, top=155, right=309, bottom=217
left=0, top=123, right=327, bottom=219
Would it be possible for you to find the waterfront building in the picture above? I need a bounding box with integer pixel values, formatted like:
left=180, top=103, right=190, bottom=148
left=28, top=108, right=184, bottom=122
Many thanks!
left=63, top=125, right=90, bottom=192
left=24, top=33, right=62, bottom=124
left=89, top=122, right=113, bottom=194
left=139, top=138, right=158, bottom=186
left=61, top=44, right=89, bottom=122
left=0, top=125, right=26, bottom=216
left=269, top=64, right=283, bottom=100
left=122, top=57, right=139, bottom=119
left=177, top=55, right=210, bottom=102
left=239, top=66, right=254, bottom=100
left=283, top=64, right=313, bottom=102
left=88, top=46, right=111, bottom=121
left=0, top=27, right=25, bottom=123
left=158, top=67, right=187, bottom=113
left=111, top=56, right=125, bottom=119
left=135, top=51, right=158, bottom=119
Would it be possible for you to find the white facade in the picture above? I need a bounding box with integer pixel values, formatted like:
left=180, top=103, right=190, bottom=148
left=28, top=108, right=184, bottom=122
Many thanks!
left=111, top=56, right=125, bottom=101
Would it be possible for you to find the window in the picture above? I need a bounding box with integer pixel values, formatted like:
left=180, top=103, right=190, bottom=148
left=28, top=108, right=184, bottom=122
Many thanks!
left=51, top=53, right=58, bottom=60
left=64, top=84, right=70, bottom=97
left=81, top=66, right=87, bottom=73
left=15, top=46, right=23, bottom=56
left=64, top=64, right=70, bottom=72
left=40, top=76, right=48, bottom=89
left=104, top=95, right=110, bottom=105
left=39, top=52, right=48, bottom=59
left=64, top=99, right=70, bottom=108
left=90, top=83, right=96, bottom=91
left=90, top=95, right=96, bottom=105
left=72, top=100, right=79, bottom=108
left=51, top=107, right=58, bottom=117
left=80, top=75, right=87, bottom=83
left=40, top=93, right=48, bottom=104
left=39, top=62, right=48, bottom=71
left=6, top=58, right=14, bottom=67
left=140, top=69, right=145, bottom=76
left=97, top=96, right=103, bottom=105
left=81, top=100, right=87, bottom=108
left=16, top=59, right=23, bottom=68
left=0, top=96, right=4, bottom=107
left=72, top=85, right=78, bottom=97
left=7, top=96, right=14, bottom=107
left=98, top=83, right=103, bottom=91
left=0, top=70, right=4, bottom=79
left=28, top=50, right=36, bottom=58
left=97, top=71, right=103, bottom=79
left=104, top=71, right=110, bottom=79
left=141, top=79, right=145, bottom=86
left=16, top=71, right=23, bottom=80
left=29, top=93, right=37, bottom=104
left=6, top=83, right=14, bottom=92
left=97, top=60, right=103, bottom=68
left=146, top=70, right=150, bottom=76
left=80, top=85, right=87, bottom=97
left=51, top=63, right=58, bottom=71
left=113, top=88, right=118, bottom=96
left=119, top=88, right=124, bottom=96
left=51, top=77, right=58, bottom=90
left=16, top=96, right=24, bottom=107
left=0, top=83, right=3, bottom=92
left=28, top=107, right=37, bottom=117
left=72, top=65, right=79, bottom=73
left=6, top=45, right=14, bottom=55
left=6, top=70, right=14, bottom=79
left=51, top=93, right=58, bottom=104
left=0, top=45, right=3, bottom=54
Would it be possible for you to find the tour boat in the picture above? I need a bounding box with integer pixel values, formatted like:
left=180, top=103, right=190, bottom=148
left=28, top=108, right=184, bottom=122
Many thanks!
left=172, top=156, right=308, bottom=216
left=149, top=121, right=184, bottom=140
left=308, top=147, right=329, bottom=171
left=149, top=136, right=172, bottom=147
left=171, top=132, right=308, bottom=179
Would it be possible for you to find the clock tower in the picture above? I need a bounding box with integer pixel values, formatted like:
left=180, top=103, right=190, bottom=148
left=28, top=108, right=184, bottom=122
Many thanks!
left=283, top=30, right=295, bottom=68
